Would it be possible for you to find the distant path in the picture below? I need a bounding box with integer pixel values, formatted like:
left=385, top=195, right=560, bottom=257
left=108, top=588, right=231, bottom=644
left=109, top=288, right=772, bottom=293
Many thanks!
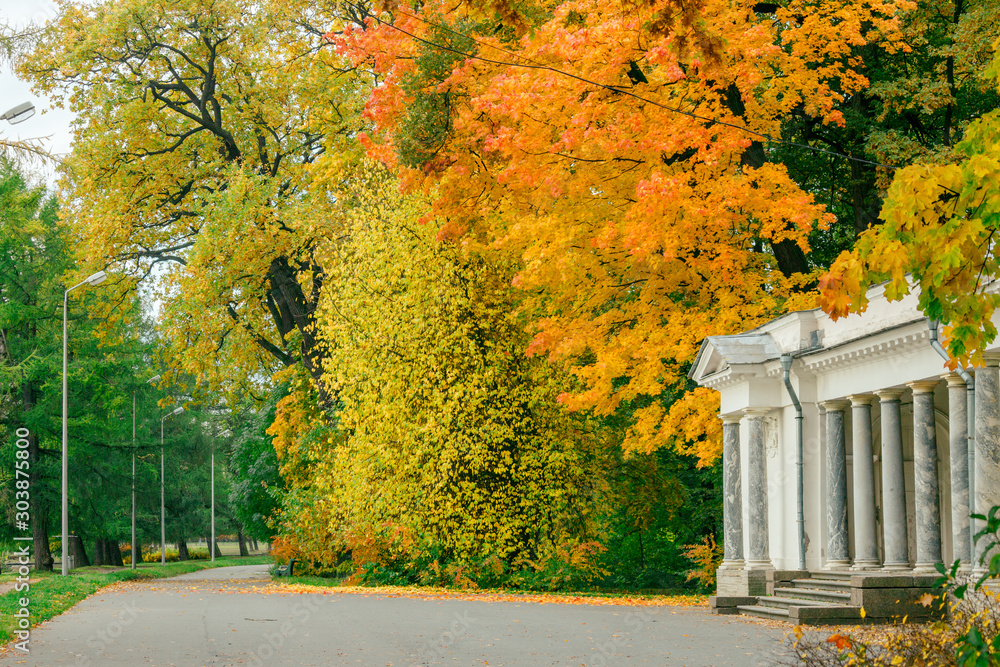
left=166, top=564, right=271, bottom=581
left=2, top=566, right=791, bottom=666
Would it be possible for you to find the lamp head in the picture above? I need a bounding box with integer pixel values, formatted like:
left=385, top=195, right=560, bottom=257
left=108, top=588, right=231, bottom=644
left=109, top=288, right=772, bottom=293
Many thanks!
left=147, top=374, right=161, bottom=384
left=1, top=101, right=35, bottom=125
left=171, top=406, right=185, bottom=416
left=84, top=270, right=107, bottom=286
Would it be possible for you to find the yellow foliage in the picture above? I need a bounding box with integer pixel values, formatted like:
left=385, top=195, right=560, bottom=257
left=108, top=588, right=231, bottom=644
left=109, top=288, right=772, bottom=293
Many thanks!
left=273, top=168, right=613, bottom=574
left=681, top=535, right=722, bottom=589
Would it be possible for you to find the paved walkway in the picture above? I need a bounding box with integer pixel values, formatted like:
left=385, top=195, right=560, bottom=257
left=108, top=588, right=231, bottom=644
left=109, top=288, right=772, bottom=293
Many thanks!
left=2, top=566, right=792, bottom=666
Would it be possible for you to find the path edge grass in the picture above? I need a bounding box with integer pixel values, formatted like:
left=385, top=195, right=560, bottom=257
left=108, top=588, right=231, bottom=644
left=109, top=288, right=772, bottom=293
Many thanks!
left=0, top=555, right=272, bottom=646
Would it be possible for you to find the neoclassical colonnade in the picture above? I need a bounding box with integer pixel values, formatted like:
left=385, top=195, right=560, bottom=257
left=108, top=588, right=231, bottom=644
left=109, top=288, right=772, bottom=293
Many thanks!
left=719, top=362, right=1000, bottom=574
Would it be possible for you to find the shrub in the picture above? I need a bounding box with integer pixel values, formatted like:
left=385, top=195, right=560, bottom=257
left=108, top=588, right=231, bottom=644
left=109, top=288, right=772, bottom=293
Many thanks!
left=786, top=505, right=1000, bottom=666
left=681, top=535, right=722, bottom=590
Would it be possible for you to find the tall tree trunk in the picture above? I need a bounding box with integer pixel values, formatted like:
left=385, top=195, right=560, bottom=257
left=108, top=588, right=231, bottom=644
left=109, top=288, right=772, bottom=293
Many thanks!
left=93, top=539, right=106, bottom=566
left=70, top=535, right=90, bottom=568
left=251, top=538, right=259, bottom=552
left=266, top=257, right=330, bottom=403
left=177, top=537, right=189, bottom=561
left=237, top=530, right=249, bottom=557
left=110, top=541, right=125, bottom=567
left=723, top=84, right=810, bottom=279
left=23, top=383, right=54, bottom=571
left=214, top=538, right=223, bottom=558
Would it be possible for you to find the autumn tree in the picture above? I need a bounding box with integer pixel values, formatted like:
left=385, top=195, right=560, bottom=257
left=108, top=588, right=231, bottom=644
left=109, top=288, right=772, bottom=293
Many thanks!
left=267, top=169, right=610, bottom=579
left=20, top=0, right=370, bottom=397
left=328, top=0, right=919, bottom=463
left=820, top=39, right=1000, bottom=364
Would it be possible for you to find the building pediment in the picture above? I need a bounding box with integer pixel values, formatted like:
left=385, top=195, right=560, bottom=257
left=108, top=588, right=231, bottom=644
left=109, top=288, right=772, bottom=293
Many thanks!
left=689, top=333, right=781, bottom=384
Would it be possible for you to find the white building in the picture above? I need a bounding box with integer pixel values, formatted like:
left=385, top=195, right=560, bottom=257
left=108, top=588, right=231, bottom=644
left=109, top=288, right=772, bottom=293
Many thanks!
left=689, top=283, right=999, bottom=618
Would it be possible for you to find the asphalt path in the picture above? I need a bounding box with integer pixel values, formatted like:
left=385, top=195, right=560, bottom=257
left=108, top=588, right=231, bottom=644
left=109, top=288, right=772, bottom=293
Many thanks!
left=2, top=565, right=792, bottom=666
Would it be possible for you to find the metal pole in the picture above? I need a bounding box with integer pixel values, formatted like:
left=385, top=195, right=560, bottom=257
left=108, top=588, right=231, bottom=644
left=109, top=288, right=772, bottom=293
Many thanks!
left=161, top=417, right=166, bottom=565
left=132, top=392, right=137, bottom=570
left=210, top=439, right=216, bottom=562
left=61, top=290, right=69, bottom=577
left=59, top=272, right=105, bottom=577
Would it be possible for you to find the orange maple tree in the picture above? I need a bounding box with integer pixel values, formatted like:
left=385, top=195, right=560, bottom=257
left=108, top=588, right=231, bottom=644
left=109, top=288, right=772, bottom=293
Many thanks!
left=331, top=0, right=910, bottom=463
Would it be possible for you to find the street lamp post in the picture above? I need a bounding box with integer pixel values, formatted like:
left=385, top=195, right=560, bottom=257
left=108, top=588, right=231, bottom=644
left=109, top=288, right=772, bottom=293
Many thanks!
left=62, top=270, right=108, bottom=576
left=160, top=406, right=184, bottom=565
left=132, top=375, right=161, bottom=570
left=211, top=436, right=215, bottom=563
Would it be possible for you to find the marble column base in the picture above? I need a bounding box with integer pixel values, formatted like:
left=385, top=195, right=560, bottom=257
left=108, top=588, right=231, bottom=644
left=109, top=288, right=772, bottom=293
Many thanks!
left=913, top=563, right=942, bottom=574
left=825, top=559, right=851, bottom=570
left=882, top=562, right=911, bottom=571
left=718, top=560, right=745, bottom=571
left=851, top=560, right=881, bottom=571
left=745, top=560, right=775, bottom=571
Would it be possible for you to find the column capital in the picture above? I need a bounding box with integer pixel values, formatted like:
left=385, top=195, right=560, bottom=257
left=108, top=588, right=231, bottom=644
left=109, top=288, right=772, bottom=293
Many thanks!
left=847, top=394, right=875, bottom=406
left=820, top=399, right=850, bottom=411
left=943, top=372, right=969, bottom=388
left=720, top=414, right=742, bottom=425
left=742, top=407, right=770, bottom=418
left=982, top=355, right=1000, bottom=368
left=908, top=379, right=940, bottom=394
left=875, top=388, right=905, bottom=401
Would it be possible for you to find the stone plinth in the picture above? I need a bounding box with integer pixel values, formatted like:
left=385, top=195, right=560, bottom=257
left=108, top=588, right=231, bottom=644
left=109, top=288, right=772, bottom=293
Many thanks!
left=849, top=573, right=943, bottom=621
left=717, top=568, right=768, bottom=597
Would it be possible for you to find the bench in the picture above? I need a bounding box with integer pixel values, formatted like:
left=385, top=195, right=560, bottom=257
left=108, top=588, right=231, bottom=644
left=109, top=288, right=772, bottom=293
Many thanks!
left=275, top=558, right=296, bottom=577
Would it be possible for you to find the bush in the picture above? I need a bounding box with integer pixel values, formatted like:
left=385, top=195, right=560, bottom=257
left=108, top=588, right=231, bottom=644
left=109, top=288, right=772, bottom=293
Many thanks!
left=346, top=536, right=608, bottom=592
left=682, top=535, right=722, bottom=590
left=142, top=550, right=180, bottom=563
left=786, top=505, right=1000, bottom=666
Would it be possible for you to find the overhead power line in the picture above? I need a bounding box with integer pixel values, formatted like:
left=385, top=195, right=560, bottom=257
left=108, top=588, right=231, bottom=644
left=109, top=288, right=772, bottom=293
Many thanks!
left=347, top=2, right=898, bottom=172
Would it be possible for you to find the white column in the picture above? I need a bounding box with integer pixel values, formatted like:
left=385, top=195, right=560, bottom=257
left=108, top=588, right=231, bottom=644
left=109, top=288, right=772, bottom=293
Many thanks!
left=945, top=373, right=970, bottom=569
left=909, top=380, right=943, bottom=573
left=822, top=400, right=851, bottom=569
left=720, top=415, right=744, bottom=569
left=744, top=409, right=772, bottom=569
left=877, top=388, right=909, bottom=570
left=849, top=395, right=879, bottom=569
left=975, top=360, right=1000, bottom=574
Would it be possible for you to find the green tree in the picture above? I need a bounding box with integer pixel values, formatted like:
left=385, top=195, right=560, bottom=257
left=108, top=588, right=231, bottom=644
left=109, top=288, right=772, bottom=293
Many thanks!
left=228, top=390, right=286, bottom=544
left=0, top=161, right=67, bottom=570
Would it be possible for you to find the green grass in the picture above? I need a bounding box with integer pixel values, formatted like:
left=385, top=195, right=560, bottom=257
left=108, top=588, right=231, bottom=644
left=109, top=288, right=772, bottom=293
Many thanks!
left=0, top=555, right=272, bottom=645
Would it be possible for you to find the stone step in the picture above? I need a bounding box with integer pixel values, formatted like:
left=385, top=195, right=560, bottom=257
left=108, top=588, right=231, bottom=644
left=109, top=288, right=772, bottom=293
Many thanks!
left=792, top=604, right=865, bottom=625
left=737, top=604, right=790, bottom=620
left=773, top=587, right=852, bottom=604
left=740, top=602, right=865, bottom=625
left=792, top=578, right=850, bottom=591
left=757, top=595, right=829, bottom=610
left=810, top=571, right=853, bottom=581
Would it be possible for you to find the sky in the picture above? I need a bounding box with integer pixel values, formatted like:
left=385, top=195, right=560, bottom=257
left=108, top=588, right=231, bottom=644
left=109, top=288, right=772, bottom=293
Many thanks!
left=1, top=0, right=75, bottom=187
